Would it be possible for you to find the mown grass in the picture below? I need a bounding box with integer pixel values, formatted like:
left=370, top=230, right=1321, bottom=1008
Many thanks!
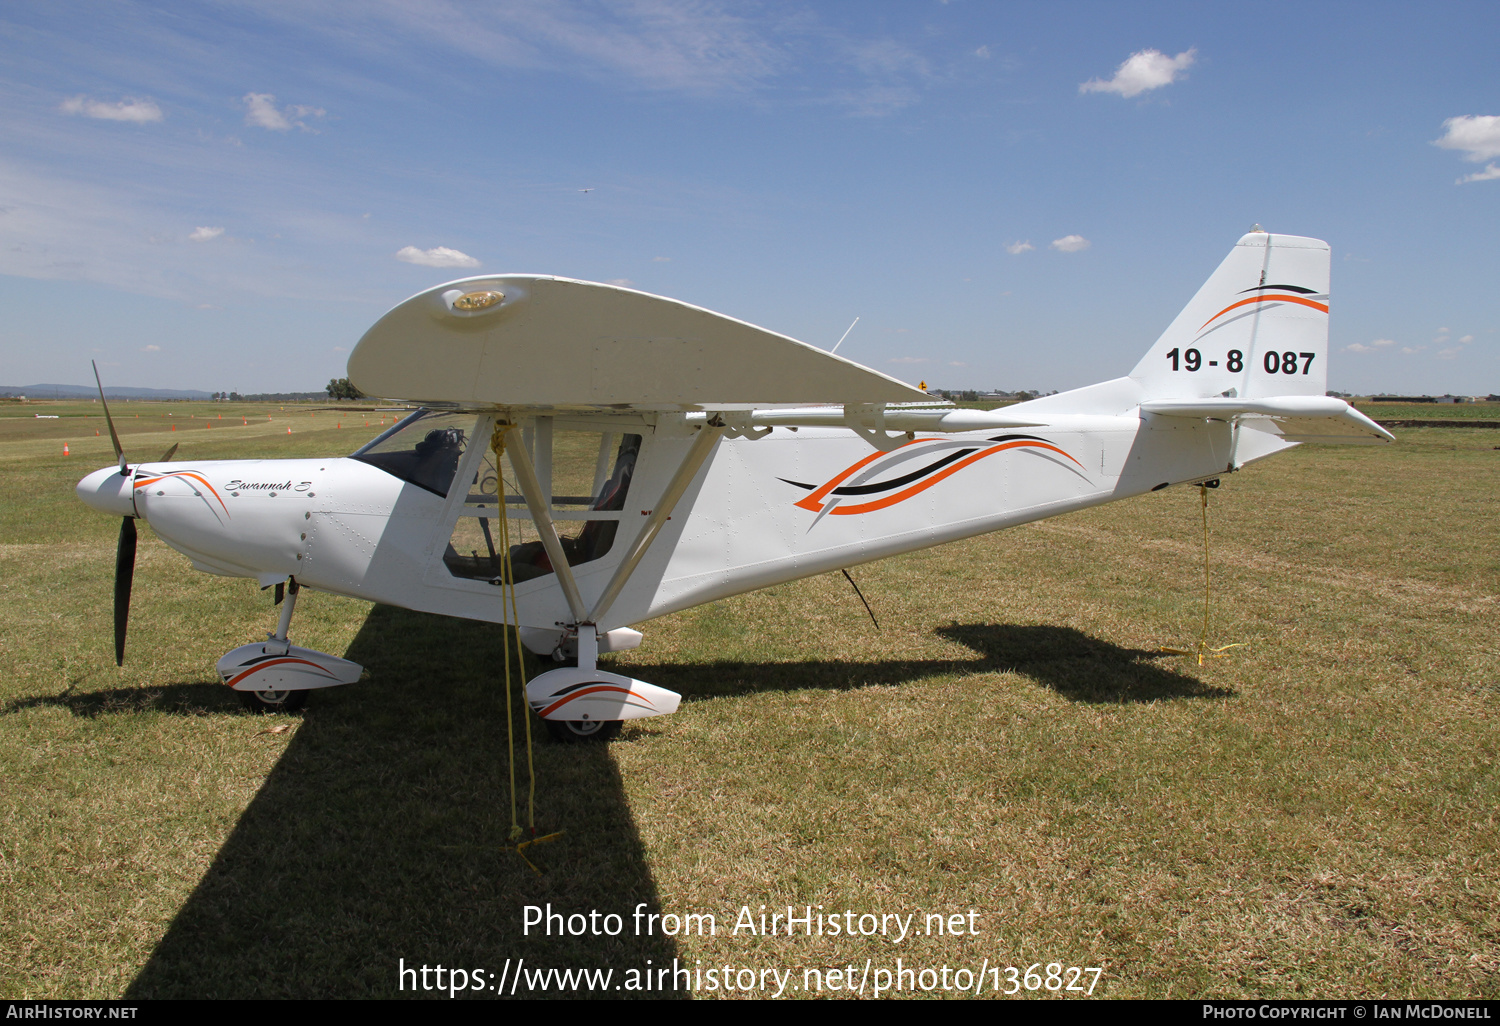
left=0, top=403, right=1495, bottom=999
left=1353, top=400, right=1500, bottom=422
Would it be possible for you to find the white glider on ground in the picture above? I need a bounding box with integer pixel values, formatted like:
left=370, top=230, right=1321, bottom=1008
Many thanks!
left=78, top=229, right=1392, bottom=737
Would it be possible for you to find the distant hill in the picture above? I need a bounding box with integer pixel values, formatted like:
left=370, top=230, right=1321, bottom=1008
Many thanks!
left=0, top=384, right=324, bottom=401
left=1, top=383, right=216, bottom=400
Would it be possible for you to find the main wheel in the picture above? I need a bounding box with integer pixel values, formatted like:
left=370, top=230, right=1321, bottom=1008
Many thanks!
left=238, top=688, right=309, bottom=714
left=544, top=717, right=622, bottom=743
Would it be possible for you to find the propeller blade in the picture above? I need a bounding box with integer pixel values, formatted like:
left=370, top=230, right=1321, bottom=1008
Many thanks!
left=91, top=361, right=127, bottom=475
left=158, top=442, right=179, bottom=463
left=114, top=516, right=136, bottom=667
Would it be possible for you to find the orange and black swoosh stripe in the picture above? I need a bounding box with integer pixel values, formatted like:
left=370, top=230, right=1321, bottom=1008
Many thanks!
left=787, top=434, right=1086, bottom=517
left=1199, top=289, right=1328, bottom=332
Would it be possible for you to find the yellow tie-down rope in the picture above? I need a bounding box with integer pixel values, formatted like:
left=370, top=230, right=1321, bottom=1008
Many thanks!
left=490, top=424, right=564, bottom=873
left=1159, top=484, right=1247, bottom=666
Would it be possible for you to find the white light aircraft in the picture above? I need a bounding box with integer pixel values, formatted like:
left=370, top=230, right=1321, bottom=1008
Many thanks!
left=78, top=230, right=1392, bottom=738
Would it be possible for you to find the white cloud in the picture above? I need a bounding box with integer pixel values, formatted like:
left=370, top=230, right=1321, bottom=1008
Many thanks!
left=189, top=226, right=224, bottom=242
left=1434, top=115, right=1500, bottom=161
left=889, top=356, right=928, bottom=364
left=1399, top=346, right=1426, bottom=355
left=244, top=93, right=289, bottom=131
left=243, top=93, right=327, bottom=132
left=1050, top=235, right=1090, bottom=253
left=653, top=256, right=672, bottom=262
left=1006, top=240, right=1034, bottom=255
left=1080, top=48, right=1197, bottom=99
left=1458, top=163, right=1500, bottom=185
left=1459, top=335, right=1474, bottom=343
left=1345, top=339, right=1395, bottom=353
left=60, top=95, right=163, bottom=123
left=974, top=45, right=991, bottom=59
left=608, top=278, right=635, bottom=287
left=141, top=344, right=161, bottom=352
left=1437, top=347, right=1462, bottom=359
left=395, top=245, right=479, bottom=268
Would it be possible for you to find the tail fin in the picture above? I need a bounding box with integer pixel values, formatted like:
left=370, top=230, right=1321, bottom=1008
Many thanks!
left=1130, top=231, right=1330, bottom=400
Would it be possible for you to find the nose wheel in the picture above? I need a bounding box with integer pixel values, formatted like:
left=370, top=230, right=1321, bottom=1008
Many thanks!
left=238, top=688, right=308, bottom=714
left=544, top=717, right=621, bottom=743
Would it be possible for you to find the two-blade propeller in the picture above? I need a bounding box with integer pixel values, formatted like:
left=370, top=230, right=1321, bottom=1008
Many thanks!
left=92, top=362, right=176, bottom=667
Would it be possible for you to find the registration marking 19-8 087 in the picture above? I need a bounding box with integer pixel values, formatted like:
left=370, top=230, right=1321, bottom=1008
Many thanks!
left=1166, top=348, right=1315, bottom=375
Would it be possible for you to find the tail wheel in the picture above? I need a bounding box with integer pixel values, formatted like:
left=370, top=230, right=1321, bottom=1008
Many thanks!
left=239, top=688, right=309, bottom=714
left=544, top=717, right=621, bottom=743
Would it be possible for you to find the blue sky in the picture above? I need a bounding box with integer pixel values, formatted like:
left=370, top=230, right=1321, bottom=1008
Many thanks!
left=1, top=1, right=1495, bottom=395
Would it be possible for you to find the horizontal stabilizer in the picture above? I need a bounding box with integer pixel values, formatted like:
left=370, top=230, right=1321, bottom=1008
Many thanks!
left=1142, top=395, right=1394, bottom=444
left=349, top=275, right=929, bottom=409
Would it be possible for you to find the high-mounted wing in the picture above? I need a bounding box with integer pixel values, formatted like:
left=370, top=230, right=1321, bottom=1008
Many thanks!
left=348, top=275, right=929, bottom=409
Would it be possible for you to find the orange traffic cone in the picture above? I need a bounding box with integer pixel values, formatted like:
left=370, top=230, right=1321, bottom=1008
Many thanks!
left=171, top=424, right=176, bottom=431
left=287, top=427, right=292, bottom=434
left=63, top=443, right=70, bottom=455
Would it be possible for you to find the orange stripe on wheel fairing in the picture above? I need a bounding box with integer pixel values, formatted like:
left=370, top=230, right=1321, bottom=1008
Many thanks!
left=225, top=657, right=339, bottom=688
left=539, top=684, right=652, bottom=719
left=1199, top=294, right=1328, bottom=331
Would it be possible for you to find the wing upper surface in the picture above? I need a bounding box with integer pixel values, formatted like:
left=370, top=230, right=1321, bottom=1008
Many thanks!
left=348, top=275, right=928, bottom=409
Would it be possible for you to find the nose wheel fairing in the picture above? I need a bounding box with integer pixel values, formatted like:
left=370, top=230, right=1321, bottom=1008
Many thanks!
left=216, top=642, right=364, bottom=692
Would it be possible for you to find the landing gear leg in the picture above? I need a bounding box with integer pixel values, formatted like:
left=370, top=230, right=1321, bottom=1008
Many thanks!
left=239, top=577, right=307, bottom=714
left=542, top=624, right=623, bottom=743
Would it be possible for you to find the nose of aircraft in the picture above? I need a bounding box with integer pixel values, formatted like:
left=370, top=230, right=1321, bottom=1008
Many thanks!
left=77, top=465, right=138, bottom=518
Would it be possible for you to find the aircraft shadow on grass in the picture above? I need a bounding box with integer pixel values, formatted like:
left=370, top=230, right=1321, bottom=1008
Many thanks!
left=7, top=681, right=239, bottom=718
left=122, top=604, right=683, bottom=1000
left=632, top=622, right=1235, bottom=705
left=10, top=608, right=1227, bottom=997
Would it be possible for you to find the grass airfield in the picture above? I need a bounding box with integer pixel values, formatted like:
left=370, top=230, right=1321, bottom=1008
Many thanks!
left=1, top=400, right=1496, bottom=999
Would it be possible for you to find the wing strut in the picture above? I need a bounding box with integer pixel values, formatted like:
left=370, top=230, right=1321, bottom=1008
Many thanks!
left=496, top=423, right=588, bottom=623
left=587, top=419, right=725, bottom=628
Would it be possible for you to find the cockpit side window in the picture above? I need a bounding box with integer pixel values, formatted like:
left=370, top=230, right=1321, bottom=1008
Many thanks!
left=350, top=410, right=474, bottom=497
left=442, top=428, right=644, bottom=583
